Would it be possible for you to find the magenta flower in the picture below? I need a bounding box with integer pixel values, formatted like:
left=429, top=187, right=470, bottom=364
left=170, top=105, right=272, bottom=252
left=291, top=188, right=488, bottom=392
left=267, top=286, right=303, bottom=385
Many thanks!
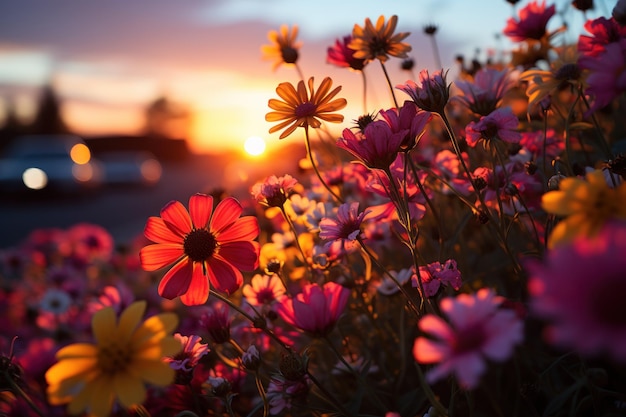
left=319, top=202, right=370, bottom=247
left=465, top=107, right=521, bottom=148
left=242, top=273, right=286, bottom=307
left=327, top=35, right=367, bottom=71
left=378, top=101, right=433, bottom=150
left=396, top=69, right=451, bottom=114
left=251, top=174, right=299, bottom=208
left=277, top=281, right=350, bottom=337
left=578, top=17, right=626, bottom=58
left=165, top=333, right=209, bottom=372
left=453, top=67, right=517, bottom=116
left=579, top=39, right=626, bottom=113
left=503, top=0, right=556, bottom=42
left=337, top=120, right=408, bottom=171
left=413, top=259, right=462, bottom=297
left=527, top=221, right=626, bottom=363
left=413, top=288, right=524, bottom=389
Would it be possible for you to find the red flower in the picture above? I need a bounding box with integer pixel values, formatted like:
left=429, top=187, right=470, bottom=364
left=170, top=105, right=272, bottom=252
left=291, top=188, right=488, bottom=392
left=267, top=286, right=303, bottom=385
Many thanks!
left=327, top=35, right=367, bottom=71
left=140, top=194, right=260, bottom=305
left=503, top=0, right=556, bottom=42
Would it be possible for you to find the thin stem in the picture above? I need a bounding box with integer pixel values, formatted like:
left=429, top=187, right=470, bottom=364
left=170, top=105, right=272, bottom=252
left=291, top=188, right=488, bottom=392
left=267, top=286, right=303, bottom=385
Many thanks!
left=304, top=126, right=344, bottom=203
left=306, top=371, right=355, bottom=417
left=5, top=374, right=46, bottom=417
left=360, top=70, right=368, bottom=114
left=280, top=206, right=310, bottom=276
left=379, top=60, right=399, bottom=108
left=429, top=35, right=442, bottom=70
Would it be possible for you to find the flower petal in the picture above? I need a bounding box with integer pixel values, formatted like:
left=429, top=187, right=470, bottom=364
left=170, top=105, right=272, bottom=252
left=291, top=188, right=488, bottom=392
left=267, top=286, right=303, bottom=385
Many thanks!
left=180, top=262, right=210, bottom=306
left=140, top=244, right=184, bottom=271
left=144, top=216, right=182, bottom=243
left=210, top=197, right=243, bottom=235
left=217, top=241, right=260, bottom=271
left=207, top=256, right=243, bottom=295
left=113, top=372, right=146, bottom=408
left=189, top=193, right=213, bottom=229
left=217, top=216, right=260, bottom=242
left=160, top=200, right=193, bottom=236
left=158, top=258, right=193, bottom=300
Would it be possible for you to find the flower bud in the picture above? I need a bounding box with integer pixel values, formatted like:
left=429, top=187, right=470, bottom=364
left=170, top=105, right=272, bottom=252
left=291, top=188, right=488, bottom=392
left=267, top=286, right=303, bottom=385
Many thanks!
left=242, top=345, right=261, bottom=371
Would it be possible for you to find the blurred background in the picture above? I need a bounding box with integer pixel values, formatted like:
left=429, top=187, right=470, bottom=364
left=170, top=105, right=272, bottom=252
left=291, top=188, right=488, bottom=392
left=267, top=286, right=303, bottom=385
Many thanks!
left=0, top=0, right=617, bottom=248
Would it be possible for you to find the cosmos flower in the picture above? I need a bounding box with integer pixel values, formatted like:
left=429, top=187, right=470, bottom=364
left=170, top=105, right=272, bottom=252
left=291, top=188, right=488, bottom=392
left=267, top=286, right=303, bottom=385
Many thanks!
left=261, top=24, right=302, bottom=71
left=251, top=174, right=299, bottom=208
left=242, top=273, right=286, bottom=307
left=577, top=16, right=626, bottom=58
left=319, top=202, right=370, bottom=247
left=578, top=39, right=626, bottom=113
left=413, top=259, right=462, bottom=297
left=378, top=101, right=433, bottom=150
left=527, top=221, right=626, bottom=362
left=396, top=69, right=451, bottom=114
left=349, top=15, right=411, bottom=63
left=464, top=107, right=521, bottom=148
left=541, top=169, right=626, bottom=248
left=413, top=289, right=524, bottom=389
left=453, top=67, right=517, bottom=116
left=165, top=333, right=209, bottom=372
left=277, top=282, right=350, bottom=337
left=45, top=301, right=180, bottom=417
left=266, top=77, right=347, bottom=139
left=503, top=0, right=556, bottom=42
left=140, top=194, right=260, bottom=305
left=327, top=35, right=367, bottom=71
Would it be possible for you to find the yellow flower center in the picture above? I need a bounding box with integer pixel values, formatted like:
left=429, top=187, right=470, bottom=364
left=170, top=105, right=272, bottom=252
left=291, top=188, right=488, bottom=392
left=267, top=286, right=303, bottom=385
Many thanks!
left=98, top=343, right=132, bottom=374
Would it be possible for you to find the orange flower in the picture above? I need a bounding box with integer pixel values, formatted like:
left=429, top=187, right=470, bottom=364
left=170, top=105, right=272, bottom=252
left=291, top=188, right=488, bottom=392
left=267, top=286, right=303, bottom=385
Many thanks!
left=261, top=24, right=302, bottom=71
left=349, top=15, right=412, bottom=63
left=266, top=77, right=347, bottom=139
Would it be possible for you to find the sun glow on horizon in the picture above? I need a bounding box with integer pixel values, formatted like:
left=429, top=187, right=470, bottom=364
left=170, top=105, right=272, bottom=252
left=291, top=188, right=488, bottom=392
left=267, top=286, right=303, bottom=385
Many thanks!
left=244, top=136, right=266, bottom=156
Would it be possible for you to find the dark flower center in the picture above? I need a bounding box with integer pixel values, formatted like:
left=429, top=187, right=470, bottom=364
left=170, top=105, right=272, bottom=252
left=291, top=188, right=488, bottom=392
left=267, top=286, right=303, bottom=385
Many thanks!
left=98, top=344, right=131, bottom=374
left=183, top=229, right=217, bottom=262
left=295, top=102, right=317, bottom=118
left=370, top=36, right=390, bottom=57
left=256, top=287, right=277, bottom=305
left=554, top=63, right=581, bottom=81
left=590, top=275, right=626, bottom=328
left=453, top=323, right=486, bottom=354
left=482, top=121, right=500, bottom=141
left=281, top=47, right=299, bottom=64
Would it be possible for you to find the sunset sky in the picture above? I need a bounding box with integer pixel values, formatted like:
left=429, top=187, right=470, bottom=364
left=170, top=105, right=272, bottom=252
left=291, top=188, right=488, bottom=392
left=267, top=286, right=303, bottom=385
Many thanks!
left=0, top=0, right=616, bottom=154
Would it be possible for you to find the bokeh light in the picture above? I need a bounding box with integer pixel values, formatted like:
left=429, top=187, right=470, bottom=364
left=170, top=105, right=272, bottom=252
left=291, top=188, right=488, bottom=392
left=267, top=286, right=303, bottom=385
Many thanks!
left=244, top=136, right=266, bottom=156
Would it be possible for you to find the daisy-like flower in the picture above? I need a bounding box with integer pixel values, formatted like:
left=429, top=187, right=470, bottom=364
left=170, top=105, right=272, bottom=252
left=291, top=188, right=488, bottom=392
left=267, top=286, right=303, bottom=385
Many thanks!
left=519, top=46, right=585, bottom=110
left=242, top=273, right=286, bottom=306
left=45, top=301, right=180, bottom=417
left=527, top=221, right=626, bottom=362
left=413, top=259, right=463, bottom=297
left=464, top=107, right=521, bottom=148
left=503, top=0, right=556, bottom=42
left=396, top=69, right=451, bottom=114
left=251, top=174, right=298, bottom=208
left=453, top=67, right=517, bottom=116
left=349, top=15, right=411, bottom=63
left=413, top=288, right=524, bottom=389
left=542, top=169, right=626, bottom=248
left=277, top=282, right=350, bottom=337
left=327, top=35, right=367, bottom=71
left=261, top=24, right=302, bottom=71
left=319, top=202, right=370, bottom=247
left=266, top=77, right=347, bottom=139
left=577, top=16, right=626, bottom=58
left=140, top=194, right=260, bottom=306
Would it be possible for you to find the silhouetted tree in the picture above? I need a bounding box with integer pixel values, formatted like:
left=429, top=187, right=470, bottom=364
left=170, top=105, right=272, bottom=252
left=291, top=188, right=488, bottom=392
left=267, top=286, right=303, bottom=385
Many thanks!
left=144, top=95, right=190, bottom=139
left=28, top=83, right=69, bottom=135
left=0, top=98, right=25, bottom=154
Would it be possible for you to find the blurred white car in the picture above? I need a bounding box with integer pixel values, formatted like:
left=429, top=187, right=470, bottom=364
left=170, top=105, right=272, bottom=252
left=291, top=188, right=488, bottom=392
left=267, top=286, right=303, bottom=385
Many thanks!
left=0, top=134, right=103, bottom=195
left=96, top=150, right=162, bottom=187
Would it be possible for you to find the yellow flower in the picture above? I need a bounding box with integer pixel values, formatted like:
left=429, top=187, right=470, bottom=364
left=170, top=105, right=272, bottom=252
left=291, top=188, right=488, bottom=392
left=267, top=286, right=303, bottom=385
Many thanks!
left=519, top=46, right=586, bottom=110
left=261, top=24, right=302, bottom=71
left=349, top=15, right=411, bottom=63
left=266, top=77, right=347, bottom=139
left=45, top=301, right=180, bottom=417
left=542, top=170, right=626, bottom=248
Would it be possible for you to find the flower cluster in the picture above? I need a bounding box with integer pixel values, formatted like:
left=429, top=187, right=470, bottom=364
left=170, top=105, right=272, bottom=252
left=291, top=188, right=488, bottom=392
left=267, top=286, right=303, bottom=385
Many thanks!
left=2, top=2, right=626, bottom=417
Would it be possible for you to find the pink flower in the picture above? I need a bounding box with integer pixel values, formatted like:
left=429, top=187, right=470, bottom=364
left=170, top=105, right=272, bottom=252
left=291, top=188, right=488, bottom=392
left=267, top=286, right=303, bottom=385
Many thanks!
left=526, top=221, right=626, bottom=362
left=518, top=128, right=564, bottom=160
left=319, top=202, right=370, bottom=247
left=140, top=194, right=260, bottom=305
left=267, top=374, right=310, bottom=415
left=251, top=174, right=299, bottom=207
left=413, top=288, right=524, bottom=389
left=578, top=17, right=626, bottom=58
left=503, top=0, right=556, bottom=42
left=200, top=301, right=232, bottom=344
left=465, top=107, right=521, bottom=147
left=453, top=67, right=517, bottom=116
left=242, top=273, right=286, bottom=306
left=579, top=39, right=626, bottom=114
left=396, top=69, right=451, bottom=114
left=327, top=35, right=367, bottom=71
left=277, top=282, right=350, bottom=337
left=60, top=223, right=114, bottom=264
left=413, top=259, right=462, bottom=297
left=337, top=120, right=408, bottom=171
left=378, top=101, right=433, bottom=150
left=165, top=333, right=209, bottom=372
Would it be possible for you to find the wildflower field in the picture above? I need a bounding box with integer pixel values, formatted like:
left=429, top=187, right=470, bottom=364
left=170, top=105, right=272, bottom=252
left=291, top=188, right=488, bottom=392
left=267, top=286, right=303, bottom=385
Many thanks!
left=2, top=1, right=626, bottom=416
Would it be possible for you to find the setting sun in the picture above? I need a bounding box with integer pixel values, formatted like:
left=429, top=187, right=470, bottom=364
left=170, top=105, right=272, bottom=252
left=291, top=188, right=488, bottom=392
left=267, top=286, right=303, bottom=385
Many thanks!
left=244, top=136, right=266, bottom=156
